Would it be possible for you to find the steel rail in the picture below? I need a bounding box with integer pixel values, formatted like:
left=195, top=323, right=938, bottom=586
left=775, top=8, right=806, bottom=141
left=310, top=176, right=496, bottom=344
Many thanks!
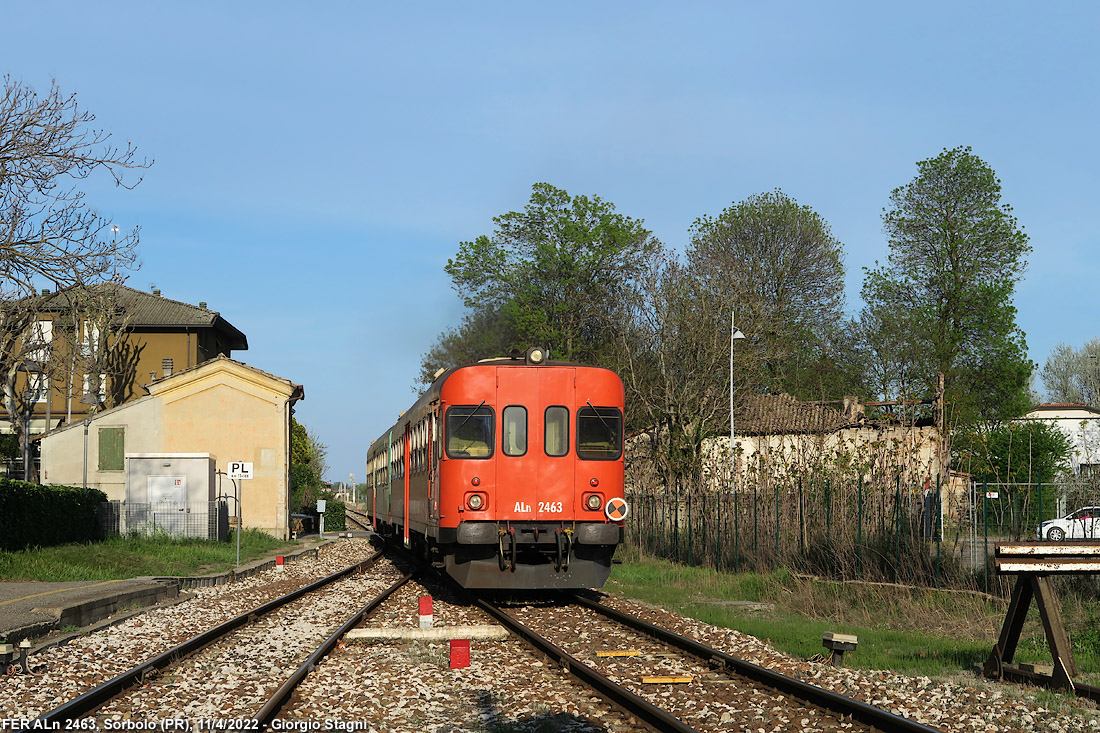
left=570, top=593, right=942, bottom=733
left=344, top=507, right=373, bottom=532
left=473, top=595, right=698, bottom=733
left=255, top=569, right=416, bottom=726
left=39, top=548, right=388, bottom=723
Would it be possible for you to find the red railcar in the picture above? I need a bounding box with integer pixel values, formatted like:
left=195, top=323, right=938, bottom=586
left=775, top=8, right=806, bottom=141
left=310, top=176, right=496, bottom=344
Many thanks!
left=365, top=348, right=627, bottom=589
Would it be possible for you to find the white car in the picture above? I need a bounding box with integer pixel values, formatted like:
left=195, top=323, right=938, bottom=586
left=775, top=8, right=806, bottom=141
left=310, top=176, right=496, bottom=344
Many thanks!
left=1038, top=506, right=1100, bottom=541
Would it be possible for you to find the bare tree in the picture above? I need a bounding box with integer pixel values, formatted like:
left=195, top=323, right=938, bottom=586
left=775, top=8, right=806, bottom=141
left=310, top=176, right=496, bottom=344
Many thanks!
left=615, top=251, right=761, bottom=492
left=0, top=77, right=150, bottom=478
left=1041, top=339, right=1100, bottom=405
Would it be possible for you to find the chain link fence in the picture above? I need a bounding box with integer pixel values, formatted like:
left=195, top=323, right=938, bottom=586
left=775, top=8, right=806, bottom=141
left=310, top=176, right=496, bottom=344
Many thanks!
left=98, top=500, right=229, bottom=541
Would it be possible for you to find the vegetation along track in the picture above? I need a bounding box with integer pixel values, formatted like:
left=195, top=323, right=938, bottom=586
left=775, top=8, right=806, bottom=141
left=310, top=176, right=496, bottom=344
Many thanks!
left=37, top=547, right=413, bottom=725
left=477, top=591, right=943, bottom=732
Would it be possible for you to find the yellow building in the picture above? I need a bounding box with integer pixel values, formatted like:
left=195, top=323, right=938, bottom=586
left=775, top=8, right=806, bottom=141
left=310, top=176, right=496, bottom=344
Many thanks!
left=40, top=356, right=304, bottom=539
left=3, top=284, right=247, bottom=435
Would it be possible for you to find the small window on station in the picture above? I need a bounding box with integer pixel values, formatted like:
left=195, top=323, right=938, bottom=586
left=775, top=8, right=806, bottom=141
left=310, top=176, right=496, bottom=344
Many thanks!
left=502, top=406, right=528, bottom=457
left=577, top=406, right=623, bottom=460
left=446, top=405, right=494, bottom=459
left=544, top=406, right=569, bottom=457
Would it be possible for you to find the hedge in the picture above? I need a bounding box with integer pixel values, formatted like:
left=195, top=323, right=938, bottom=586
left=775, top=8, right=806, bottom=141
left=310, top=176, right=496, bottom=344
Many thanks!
left=0, top=478, right=108, bottom=551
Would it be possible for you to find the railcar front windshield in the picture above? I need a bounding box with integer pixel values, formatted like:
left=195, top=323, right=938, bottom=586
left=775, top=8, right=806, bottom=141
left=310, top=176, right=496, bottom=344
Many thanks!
left=577, top=406, right=623, bottom=460
left=446, top=404, right=494, bottom=458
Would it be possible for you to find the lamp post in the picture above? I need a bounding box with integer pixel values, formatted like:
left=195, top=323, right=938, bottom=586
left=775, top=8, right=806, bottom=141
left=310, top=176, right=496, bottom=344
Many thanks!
left=82, top=417, right=91, bottom=489
left=22, top=389, right=33, bottom=482
left=729, top=313, right=746, bottom=491
left=79, top=390, right=104, bottom=490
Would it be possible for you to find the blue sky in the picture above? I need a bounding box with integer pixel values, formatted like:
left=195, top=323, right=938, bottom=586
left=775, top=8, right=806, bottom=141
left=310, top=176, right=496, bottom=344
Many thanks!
left=4, top=3, right=1098, bottom=481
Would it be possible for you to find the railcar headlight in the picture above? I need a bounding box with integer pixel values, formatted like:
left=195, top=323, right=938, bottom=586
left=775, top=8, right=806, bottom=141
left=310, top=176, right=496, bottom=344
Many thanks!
left=467, top=493, right=484, bottom=510
left=526, top=347, right=545, bottom=364
left=585, top=493, right=602, bottom=511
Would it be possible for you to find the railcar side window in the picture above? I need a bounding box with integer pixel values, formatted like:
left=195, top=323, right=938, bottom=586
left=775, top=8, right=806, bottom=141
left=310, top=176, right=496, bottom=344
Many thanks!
left=502, top=406, right=527, bottom=456
left=446, top=405, right=494, bottom=459
left=545, top=406, right=569, bottom=457
left=577, top=406, right=623, bottom=460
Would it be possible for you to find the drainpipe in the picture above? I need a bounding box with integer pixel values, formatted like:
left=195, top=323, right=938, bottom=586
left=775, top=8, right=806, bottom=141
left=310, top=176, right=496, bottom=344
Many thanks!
left=284, top=393, right=293, bottom=540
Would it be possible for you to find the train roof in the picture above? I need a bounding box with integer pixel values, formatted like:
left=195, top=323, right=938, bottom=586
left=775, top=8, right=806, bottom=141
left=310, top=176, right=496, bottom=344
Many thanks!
left=365, top=356, right=620, bottom=456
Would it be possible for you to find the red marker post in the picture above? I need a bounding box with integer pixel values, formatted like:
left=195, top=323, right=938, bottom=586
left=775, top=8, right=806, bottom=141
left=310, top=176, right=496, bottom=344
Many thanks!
left=450, top=639, right=470, bottom=669
left=418, top=596, right=433, bottom=629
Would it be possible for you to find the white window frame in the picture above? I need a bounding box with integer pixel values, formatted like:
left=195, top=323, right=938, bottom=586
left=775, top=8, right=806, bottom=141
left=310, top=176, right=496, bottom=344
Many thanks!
left=27, top=319, right=53, bottom=363
left=28, top=371, right=49, bottom=403
left=82, top=372, right=107, bottom=402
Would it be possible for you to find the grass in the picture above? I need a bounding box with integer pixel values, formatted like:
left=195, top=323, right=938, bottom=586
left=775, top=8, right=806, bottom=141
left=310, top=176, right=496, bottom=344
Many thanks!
left=605, top=549, right=1100, bottom=688
left=0, top=530, right=294, bottom=581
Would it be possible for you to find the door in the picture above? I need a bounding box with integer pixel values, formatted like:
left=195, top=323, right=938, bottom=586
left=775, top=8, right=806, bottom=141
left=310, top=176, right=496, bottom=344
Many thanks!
left=495, top=368, right=540, bottom=520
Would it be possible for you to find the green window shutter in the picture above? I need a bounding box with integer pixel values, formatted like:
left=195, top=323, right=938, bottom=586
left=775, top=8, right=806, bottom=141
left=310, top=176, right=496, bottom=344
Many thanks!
left=98, top=427, right=125, bottom=471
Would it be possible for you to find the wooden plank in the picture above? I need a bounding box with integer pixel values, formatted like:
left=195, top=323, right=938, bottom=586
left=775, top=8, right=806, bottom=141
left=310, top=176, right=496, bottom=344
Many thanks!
left=996, top=542, right=1100, bottom=557
left=1034, top=576, right=1078, bottom=678
left=995, top=559, right=1100, bottom=574
left=346, top=625, right=508, bottom=641
left=642, top=676, right=693, bottom=684
left=596, top=650, right=641, bottom=657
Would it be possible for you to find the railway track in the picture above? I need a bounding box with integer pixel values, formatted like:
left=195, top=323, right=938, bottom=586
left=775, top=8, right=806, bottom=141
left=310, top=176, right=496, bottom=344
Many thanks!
left=9, top=539, right=1080, bottom=729
left=344, top=506, right=372, bottom=532
left=38, top=549, right=414, bottom=726
left=476, top=591, right=942, bottom=732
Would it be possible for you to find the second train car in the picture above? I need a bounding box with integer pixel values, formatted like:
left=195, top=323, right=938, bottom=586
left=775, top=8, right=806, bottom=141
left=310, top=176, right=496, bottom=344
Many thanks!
left=365, top=348, right=628, bottom=589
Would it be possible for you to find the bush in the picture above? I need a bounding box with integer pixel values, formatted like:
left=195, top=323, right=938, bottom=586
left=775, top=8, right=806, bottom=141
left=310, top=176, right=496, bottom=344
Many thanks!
left=0, top=479, right=107, bottom=551
left=319, top=491, right=345, bottom=531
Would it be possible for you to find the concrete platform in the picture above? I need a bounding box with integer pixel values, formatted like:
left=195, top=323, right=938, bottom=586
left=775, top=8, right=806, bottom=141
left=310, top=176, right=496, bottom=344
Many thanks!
left=0, top=534, right=360, bottom=645
left=0, top=578, right=179, bottom=643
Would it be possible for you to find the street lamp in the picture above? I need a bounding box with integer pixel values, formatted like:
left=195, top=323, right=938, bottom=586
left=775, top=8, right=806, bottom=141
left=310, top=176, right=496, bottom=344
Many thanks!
left=730, top=313, right=746, bottom=491
left=22, top=388, right=34, bottom=481
left=79, top=390, right=104, bottom=490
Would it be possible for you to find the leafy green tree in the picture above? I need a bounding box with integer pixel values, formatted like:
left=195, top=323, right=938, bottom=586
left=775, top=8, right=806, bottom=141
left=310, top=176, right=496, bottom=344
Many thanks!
left=438, top=182, right=660, bottom=367
left=954, top=421, right=1072, bottom=484
left=862, top=146, right=1033, bottom=442
left=290, top=416, right=327, bottom=512
left=1040, top=339, right=1100, bottom=405
left=418, top=306, right=518, bottom=387
left=686, top=190, right=849, bottom=399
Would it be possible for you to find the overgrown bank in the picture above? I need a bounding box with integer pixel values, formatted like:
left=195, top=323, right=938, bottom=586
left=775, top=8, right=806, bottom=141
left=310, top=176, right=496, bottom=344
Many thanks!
left=605, top=550, right=1100, bottom=693
left=0, top=530, right=292, bottom=581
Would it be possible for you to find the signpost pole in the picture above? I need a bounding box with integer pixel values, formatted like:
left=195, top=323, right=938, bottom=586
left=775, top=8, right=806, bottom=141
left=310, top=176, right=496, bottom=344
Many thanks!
left=233, top=477, right=240, bottom=568
left=227, top=461, right=254, bottom=568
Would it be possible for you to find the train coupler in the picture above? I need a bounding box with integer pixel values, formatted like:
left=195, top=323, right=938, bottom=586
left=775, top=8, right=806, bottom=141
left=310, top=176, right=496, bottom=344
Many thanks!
left=498, top=528, right=517, bottom=572
left=555, top=528, right=574, bottom=572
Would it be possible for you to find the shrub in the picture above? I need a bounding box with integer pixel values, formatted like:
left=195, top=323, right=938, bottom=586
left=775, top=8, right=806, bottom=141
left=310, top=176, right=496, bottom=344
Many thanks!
left=0, top=479, right=108, bottom=551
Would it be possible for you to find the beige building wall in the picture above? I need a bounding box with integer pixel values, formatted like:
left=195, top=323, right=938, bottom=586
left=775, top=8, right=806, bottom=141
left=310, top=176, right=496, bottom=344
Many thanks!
left=702, top=424, right=943, bottom=489
left=40, top=398, right=162, bottom=498
left=40, top=357, right=301, bottom=539
left=150, top=361, right=297, bottom=537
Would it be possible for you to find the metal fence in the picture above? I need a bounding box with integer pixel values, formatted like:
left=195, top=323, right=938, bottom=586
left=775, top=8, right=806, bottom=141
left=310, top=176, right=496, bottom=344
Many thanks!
left=624, top=472, right=1100, bottom=589
left=99, top=500, right=229, bottom=542
left=0, top=458, right=40, bottom=480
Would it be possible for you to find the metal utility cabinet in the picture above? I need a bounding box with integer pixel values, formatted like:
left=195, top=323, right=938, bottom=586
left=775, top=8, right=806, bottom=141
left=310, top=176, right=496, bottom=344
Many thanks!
left=122, top=454, right=222, bottom=538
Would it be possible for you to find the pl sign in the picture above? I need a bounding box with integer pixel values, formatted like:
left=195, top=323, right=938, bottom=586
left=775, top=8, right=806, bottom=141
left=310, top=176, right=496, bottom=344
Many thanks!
left=228, top=461, right=254, bottom=480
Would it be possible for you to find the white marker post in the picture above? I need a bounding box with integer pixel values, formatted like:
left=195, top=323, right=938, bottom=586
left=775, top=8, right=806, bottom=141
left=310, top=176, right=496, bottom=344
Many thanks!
left=228, top=461, right=254, bottom=568
left=317, top=498, right=327, bottom=540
